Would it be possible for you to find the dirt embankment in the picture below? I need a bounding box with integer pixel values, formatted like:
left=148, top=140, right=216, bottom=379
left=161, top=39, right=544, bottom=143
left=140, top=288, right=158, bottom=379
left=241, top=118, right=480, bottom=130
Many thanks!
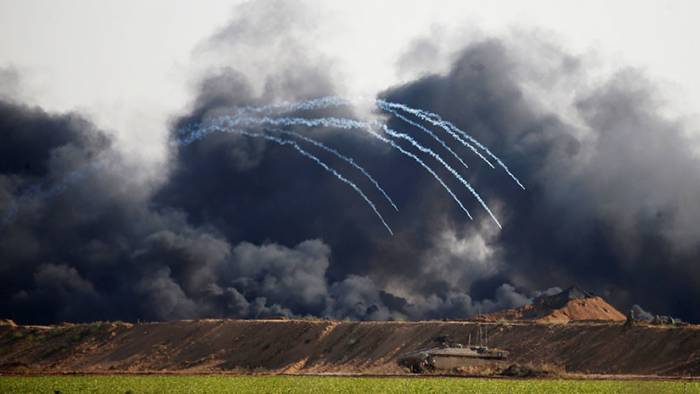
left=1, top=319, right=699, bottom=376
left=480, top=296, right=627, bottom=323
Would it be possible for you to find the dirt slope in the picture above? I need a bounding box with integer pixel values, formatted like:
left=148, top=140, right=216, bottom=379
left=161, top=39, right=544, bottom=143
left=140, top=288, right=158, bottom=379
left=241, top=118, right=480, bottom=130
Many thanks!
left=1, top=319, right=699, bottom=376
left=481, top=296, right=626, bottom=323
left=479, top=287, right=627, bottom=324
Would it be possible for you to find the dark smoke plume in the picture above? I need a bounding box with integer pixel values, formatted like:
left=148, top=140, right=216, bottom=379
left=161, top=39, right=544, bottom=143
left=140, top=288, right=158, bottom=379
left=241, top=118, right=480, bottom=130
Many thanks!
left=1, top=2, right=699, bottom=324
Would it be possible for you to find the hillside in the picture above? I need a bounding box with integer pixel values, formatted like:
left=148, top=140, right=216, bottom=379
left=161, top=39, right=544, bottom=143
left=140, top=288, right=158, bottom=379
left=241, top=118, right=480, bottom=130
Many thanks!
left=479, top=287, right=627, bottom=323
left=1, top=319, right=699, bottom=377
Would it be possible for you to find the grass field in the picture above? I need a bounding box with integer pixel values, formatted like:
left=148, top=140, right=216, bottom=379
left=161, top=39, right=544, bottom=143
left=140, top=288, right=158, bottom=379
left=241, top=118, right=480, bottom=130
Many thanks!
left=1, top=375, right=699, bottom=394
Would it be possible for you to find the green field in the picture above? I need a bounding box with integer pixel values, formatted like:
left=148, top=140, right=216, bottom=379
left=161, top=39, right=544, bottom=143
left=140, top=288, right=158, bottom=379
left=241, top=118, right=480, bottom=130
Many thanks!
left=1, top=375, right=698, bottom=393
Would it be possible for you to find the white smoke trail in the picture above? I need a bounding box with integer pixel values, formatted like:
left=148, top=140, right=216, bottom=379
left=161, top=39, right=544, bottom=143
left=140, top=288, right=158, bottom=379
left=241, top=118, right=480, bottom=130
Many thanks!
left=377, top=100, right=525, bottom=190
left=273, top=97, right=487, bottom=173
left=213, top=115, right=475, bottom=220
left=175, top=125, right=395, bottom=235
left=377, top=123, right=501, bottom=228
left=229, top=96, right=523, bottom=190
left=218, top=114, right=502, bottom=227
left=177, top=122, right=398, bottom=212
left=376, top=99, right=495, bottom=168
left=232, top=96, right=352, bottom=116
left=274, top=129, right=398, bottom=212
left=375, top=102, right=470, bottom=170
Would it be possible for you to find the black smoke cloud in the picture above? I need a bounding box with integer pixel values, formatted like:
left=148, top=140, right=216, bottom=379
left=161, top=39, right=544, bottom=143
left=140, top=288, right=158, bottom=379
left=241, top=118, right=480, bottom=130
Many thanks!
left=1, top=2, right=699, bottom=324
left=3, top=1, right=519, bottom=324
left=381, top=39, right=700, bottom=320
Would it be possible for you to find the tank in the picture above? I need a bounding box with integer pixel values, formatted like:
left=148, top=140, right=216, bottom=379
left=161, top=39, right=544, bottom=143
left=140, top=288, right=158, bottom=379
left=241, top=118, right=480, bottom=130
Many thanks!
left=397, top=338, right=508, bottom=373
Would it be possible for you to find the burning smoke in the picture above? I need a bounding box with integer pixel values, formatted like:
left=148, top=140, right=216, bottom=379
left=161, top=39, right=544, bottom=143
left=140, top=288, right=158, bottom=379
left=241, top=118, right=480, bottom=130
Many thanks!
left=1, top=0, right=700, bottom=324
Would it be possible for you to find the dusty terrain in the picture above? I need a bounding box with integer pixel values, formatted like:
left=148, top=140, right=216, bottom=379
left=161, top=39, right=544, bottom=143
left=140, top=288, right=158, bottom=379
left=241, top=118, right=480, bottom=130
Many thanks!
left=1, top=290, right=696, bottom=377
left=1, top=318, right=699, bottom=377
left=479, top=296, right=626, bottom=323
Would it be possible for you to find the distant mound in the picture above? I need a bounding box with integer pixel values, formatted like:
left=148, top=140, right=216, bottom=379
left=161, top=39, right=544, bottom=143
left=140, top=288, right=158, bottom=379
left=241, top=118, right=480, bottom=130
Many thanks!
left=0, top=319, right=16, bottom=327
left=479, top=287, right=626, bottom=323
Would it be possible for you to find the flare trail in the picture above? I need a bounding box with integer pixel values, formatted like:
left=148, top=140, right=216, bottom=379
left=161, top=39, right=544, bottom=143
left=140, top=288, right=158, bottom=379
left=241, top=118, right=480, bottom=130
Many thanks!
left=175, top=125, right=394, bottom=235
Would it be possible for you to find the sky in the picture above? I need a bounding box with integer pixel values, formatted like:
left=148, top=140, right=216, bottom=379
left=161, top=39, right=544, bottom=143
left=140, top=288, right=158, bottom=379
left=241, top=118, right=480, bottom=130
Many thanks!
left=1, top=0, right=699, bottom=324
left=1, top=0, right=699, bottom=160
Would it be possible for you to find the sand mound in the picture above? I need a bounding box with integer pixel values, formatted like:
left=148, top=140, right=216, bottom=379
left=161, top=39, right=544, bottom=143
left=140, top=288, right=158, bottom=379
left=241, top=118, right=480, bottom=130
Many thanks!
left=0, top=319, right=16, bottom=327
left=480, top=287, right=626, bottom=323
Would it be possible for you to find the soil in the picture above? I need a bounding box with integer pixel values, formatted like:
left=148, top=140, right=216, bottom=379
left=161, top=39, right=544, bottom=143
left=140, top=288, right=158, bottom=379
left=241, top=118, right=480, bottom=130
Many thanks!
left=479, top=296, right=627, bottom=323
left=1, top=318, right=698, bottom=377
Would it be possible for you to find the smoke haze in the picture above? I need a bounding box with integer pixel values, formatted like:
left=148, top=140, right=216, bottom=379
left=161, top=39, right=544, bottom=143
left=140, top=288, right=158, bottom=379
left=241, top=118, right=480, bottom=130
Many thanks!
left=1, top=1, right=699, bottom=324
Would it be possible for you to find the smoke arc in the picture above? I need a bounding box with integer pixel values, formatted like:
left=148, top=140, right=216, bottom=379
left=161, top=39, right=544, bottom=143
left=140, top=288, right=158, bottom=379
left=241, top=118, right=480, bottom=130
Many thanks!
left=375, top=102, right=470, bottom=171
left=274, top=129, right=398, bottom=212
left=230, top=95, right=523, bottom=191
left=378, top=100, right=525, bottom=190
left=174, top=124, right=395, bottom=235
left=214, top=115, right=475, bottom=219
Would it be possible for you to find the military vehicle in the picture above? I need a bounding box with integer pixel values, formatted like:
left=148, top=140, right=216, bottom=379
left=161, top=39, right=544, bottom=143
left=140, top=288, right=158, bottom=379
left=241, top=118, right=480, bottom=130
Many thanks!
left=397, top=330, right=508, bottom=372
